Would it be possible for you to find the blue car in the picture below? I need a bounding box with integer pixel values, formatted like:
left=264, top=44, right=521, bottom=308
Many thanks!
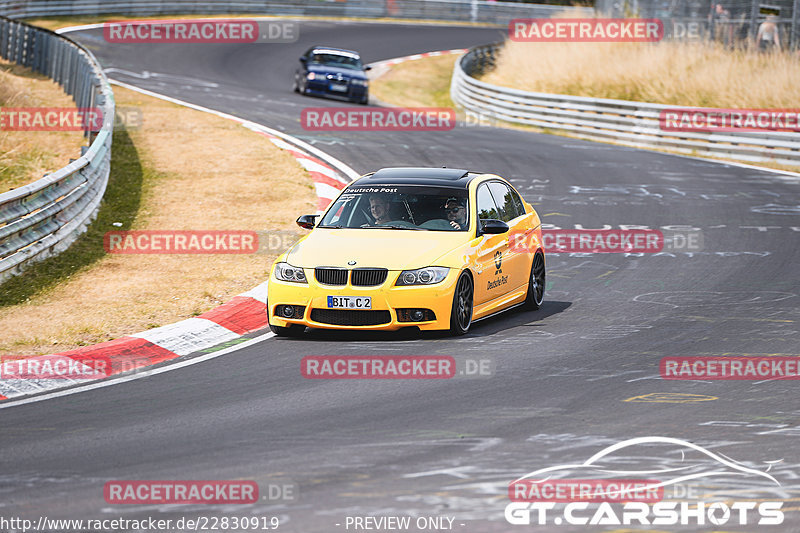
left=294, top=46, right=370, bottom=105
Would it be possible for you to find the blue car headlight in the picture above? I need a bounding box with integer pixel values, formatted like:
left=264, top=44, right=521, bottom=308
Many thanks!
left=274, top=262, right=307, bottom=283
left=307, top=72, right=317, bottom=80
left=395, top=267, right=449, bottom=286
left=351, top=79, right=368, bottom=87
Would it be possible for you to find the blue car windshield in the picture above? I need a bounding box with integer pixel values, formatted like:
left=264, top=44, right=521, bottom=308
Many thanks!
left=318, top=186, right=470, bottom=231
left=310, top=53, right=362, bottom=70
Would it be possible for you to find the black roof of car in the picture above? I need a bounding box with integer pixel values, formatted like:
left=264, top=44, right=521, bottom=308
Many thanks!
left=361, top=167, right=474, bottom=187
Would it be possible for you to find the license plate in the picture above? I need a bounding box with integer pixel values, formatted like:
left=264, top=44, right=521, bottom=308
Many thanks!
left=329, top=83, right=348, bottom=92
left=327, top=296, right=371, bottom=309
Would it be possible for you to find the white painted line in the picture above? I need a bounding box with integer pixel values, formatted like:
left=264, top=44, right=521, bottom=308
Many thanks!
left=673, top=154, right=800, bottom=181
left=54, top=23, right=105, bottom=34
left=0, top=76, right=357, bottom=407
left=297, top=158, right=347, bottom=183
left=239, top=281, right=269, bottom=303
left=0, top=355, right=105, bottom=398
left=108, top=79, right=360, bottom=182
left=0, top=332, right=276, bottom=410
left=131, top=318, right=241, bottom=356
left=314, top=182, right=345, bottom=200
left=266, top=136, right=302, bottom=152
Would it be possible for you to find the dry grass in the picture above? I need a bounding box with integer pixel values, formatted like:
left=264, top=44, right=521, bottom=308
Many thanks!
left=484, top=40, right=800, bottom=108
left=370, top=48, right=799, bottom=173
left=0, top=58, right=86, bottom=191
left=0, top=85, right=315, bottom=355
left=371, top=55, right=459, bottom=109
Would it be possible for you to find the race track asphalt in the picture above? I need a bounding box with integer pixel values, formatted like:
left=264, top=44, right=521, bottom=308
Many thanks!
left=1, top=19, right=798, bottom=532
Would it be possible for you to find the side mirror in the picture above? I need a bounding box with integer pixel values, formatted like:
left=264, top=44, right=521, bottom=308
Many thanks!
left=296, top=214, right=318, bottom=230
left=364, top=65, right=372, bottom=71
left=299, top=56, right=307, bottom=63
left=480, top=219, right=509, bottom=235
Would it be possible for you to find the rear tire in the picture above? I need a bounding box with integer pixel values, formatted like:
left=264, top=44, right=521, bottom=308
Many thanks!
left=524, top=251, right=546, bottom=310
left=449, top=271, right=473, bottom=336
left=269, top=324, right=305, bottom=337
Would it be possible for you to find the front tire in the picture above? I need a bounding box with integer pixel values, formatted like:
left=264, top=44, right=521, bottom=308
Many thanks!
left=524, top=251, right=545, bottom=310
left=449, top=271, right=473, bottom=335
left=270, top=324, right=305, bottom=337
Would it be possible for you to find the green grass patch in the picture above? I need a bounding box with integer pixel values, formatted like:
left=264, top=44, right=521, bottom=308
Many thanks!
left=0, top=122, right=149, bottom=306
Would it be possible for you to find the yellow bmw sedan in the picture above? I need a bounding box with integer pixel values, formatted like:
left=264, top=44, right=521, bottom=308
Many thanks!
left=267, top=167, right=545, bottom=336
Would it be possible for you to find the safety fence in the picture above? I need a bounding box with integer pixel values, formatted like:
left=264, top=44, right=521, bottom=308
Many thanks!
left=0, top=0, right=586, bottom=25
left=451, top=43, right=800, bottom=166
left=0, top=15, right=114, bottom=283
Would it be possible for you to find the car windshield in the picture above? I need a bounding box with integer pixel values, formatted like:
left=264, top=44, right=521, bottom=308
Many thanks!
left=318, top=186, right=470, bottom=231
left=310, top=52, right=362, bottom=70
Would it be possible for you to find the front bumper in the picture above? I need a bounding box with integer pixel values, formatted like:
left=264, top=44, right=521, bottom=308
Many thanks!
left=268, top=268, right=459, bottom=331
left=305, top=79, right=367, bottom=101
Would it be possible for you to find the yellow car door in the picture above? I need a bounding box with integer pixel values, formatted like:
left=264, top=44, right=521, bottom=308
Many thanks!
left=473, top=182, right=512, bottom=308
left=487, top=180, right=531, bottom=292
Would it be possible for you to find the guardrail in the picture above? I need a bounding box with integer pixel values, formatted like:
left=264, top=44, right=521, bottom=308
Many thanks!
left=451, top=43, right=800, bottom=166
left=0, top=15, right=114, bottom=283
left=0, top=0, right=586, bottom=24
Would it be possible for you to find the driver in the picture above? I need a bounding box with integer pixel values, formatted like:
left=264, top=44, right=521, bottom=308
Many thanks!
left=369, top=195, right=391, bottom=225
left=444, top=197, right=467, bottom=230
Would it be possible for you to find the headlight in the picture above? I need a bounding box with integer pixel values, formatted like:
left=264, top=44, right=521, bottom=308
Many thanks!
left=307, top=72, right=316, bottom=80
left=351, top=79, right=368, bottom=87
left=395, top=267, right=449, bottom=286
left=274, top=262, right=307, bottom=283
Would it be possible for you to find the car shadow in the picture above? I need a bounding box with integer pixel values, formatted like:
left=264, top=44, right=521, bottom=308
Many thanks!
left=279, top=300, right=572, bottom=343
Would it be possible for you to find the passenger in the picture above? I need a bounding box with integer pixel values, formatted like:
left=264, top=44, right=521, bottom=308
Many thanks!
left=444, top=197, right=467, bottom=230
